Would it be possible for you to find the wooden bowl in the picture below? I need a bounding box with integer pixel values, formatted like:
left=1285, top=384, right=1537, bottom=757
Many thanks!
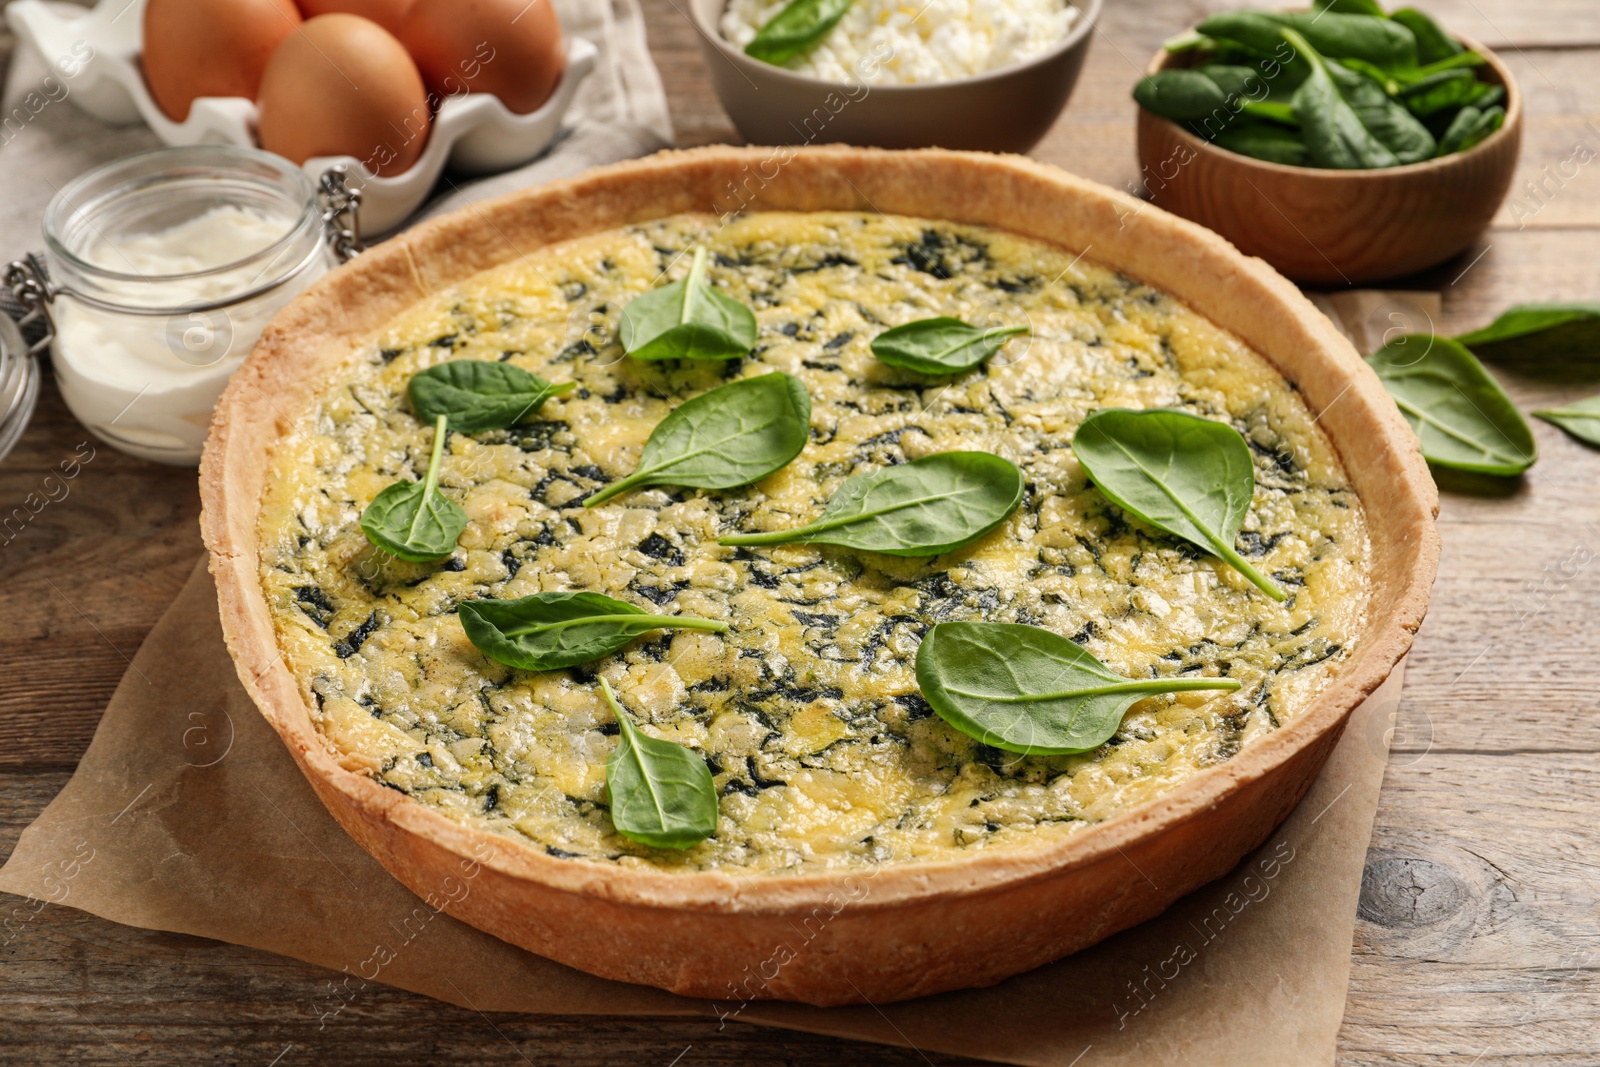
left=201, top=147, right=1439, bottom=1005
left=1135, top=35, right=1522, bottom=285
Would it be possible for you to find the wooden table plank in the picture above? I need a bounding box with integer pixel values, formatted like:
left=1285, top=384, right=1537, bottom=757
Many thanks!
left=4, top=2, right=1599, bottom=1064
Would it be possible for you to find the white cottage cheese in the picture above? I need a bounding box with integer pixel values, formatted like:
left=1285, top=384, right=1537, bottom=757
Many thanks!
left=722, top=0, right=1081, bottom=85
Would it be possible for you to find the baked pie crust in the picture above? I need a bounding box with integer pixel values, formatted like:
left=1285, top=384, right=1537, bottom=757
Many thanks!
left=200, top=146, right=1438, bottom=1005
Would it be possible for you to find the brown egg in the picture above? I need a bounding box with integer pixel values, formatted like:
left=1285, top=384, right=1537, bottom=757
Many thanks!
left=295, top=0, right=413, bottom=34
left=399, top=0, right=565, bottom=115
left=142, top=0, right=302, bottom=122
left=257, top=15, right=430, bottom=177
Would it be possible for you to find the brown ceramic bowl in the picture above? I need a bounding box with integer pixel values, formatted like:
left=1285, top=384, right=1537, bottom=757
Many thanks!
left=688, top=0, right=1101, bottom=153
left=1135, top=33, right=1522, bottom=285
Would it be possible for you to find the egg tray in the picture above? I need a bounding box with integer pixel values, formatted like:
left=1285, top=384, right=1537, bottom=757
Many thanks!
left=7, top=0, right=596, bottom=233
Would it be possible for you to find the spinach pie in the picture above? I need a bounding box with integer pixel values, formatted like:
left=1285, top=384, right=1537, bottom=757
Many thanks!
left=201, top=147, right=1437, bottom=1005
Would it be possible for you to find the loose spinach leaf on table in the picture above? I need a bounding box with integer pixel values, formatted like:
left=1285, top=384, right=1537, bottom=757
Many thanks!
left=1071, top=408, right=1287, bottom=601
left=719, top=451, right=1024, bottom=558
left=1214, top=122, right=1309, bottom=164
left=601, top=678, right=718, bottom=850
left=745, top=0, right=855, bottom=65
left=460, top=591, right=728, bottom=672
left=1368, top=334, right=1537, bottom=475
left=1391, top=7, right=1464, bottom=65
left=359, top=414, right=468, bottom=563
left=1200, top=11, right=1418, bottom=70
left=1436, top=104, right=1504, bottom=155
left=870, top=317, right=1029, bottom=376
left=619, top=247, right=758, bottom=362
left=915, top=622, right=1242, bottom=755
left=409, top=361, right=574, bottom=433
left=584, top=373, right=811, bottom=507
left=1455, top=304, right=1600, bottom=361
left=1533, top=395, right=1600, bottom=449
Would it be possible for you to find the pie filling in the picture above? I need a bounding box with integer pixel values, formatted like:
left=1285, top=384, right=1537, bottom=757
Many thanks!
left=257, top=211, right=1371, bottom=874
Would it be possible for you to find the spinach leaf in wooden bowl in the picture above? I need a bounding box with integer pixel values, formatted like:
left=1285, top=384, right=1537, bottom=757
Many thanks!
left=1131, top=2, right=1521, bottom=282
left=1134, top=1, right=1505, bottom=170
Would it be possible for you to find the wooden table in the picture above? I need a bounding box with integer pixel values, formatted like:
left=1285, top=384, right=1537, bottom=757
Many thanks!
left=3, top=1, right=1598, bottom=1062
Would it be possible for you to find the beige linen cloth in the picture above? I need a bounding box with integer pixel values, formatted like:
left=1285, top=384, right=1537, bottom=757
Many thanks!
left=0, top=11, right=1422, bottom=1051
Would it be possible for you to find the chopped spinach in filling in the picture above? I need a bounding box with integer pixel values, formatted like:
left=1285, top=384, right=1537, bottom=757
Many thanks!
left=258, top=212, right=1370, bottom=874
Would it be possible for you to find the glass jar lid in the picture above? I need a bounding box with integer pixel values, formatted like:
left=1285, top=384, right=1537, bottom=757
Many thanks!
left=42, top=144, right=325, bottom=316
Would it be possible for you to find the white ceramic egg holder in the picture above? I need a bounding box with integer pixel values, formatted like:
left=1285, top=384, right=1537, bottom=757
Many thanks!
left=7, top=0, right=596, bottom=233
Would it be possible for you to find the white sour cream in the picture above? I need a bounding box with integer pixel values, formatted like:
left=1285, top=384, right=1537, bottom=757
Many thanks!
left=53, top=205, right=330, bottom=465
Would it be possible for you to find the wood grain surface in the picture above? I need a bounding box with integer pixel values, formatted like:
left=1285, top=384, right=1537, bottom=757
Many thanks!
left=3, top=1, right=1599, bottom=1064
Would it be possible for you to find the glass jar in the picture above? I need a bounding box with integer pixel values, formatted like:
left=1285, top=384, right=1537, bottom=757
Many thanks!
left=0, top=311, right=41, bottom=465
left=15, top=145, right=359, bottom=465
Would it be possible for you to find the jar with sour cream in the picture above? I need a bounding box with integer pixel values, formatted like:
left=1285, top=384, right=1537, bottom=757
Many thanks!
left=27, top=145, right=353, bottom=465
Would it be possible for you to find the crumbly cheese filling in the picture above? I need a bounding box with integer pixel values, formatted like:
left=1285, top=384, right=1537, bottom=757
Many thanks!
left=721, top=0, right=1081, bottom=85
left=258, top=212, right=1370, bottom=875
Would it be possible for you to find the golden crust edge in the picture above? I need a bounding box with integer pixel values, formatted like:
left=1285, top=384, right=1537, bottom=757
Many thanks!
left=200, top=145, right=1440, bottom=917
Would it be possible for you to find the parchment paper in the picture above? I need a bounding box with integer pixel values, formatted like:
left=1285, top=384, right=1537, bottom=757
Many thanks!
left=0, top=555, right=1405, bottom=1065
left=1, top=1, right=1416, bottom=1055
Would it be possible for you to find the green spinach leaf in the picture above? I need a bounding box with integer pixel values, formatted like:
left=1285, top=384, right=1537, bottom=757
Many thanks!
left=745, top=0, right=854, bottom=65
left=1456, top=304, right=1600, bottom=361
left=1071, top=408, right=1286, bottom=601
left=359, top=414, right=468, bottom=563
left=460, top=591, right=728, bottom=672
left=409, top=360, right=574, bottom=433
left=1287, top=30, right=1400, bottom=168
left=601, top=678, right=717, bottom=849
left=1408, top=50, right=1485, bottom=79
left=619, top=247, right=758, bottom=362
left=1368, top=334, right=1537, bottom=475
left=1398, top=68, right=1480, bottom=117
left=1240, top=100, right=1301, bottom=126
left=1194, top=64, right=1265, bottom=100
left=1534, top=395, right=1600, bottom=449
left=583, top=373, right=811, bottom=507
left=1391, top=7, right=1463, bottom=65
left=719, top=451, right=1024, bottom=558
left=1214, top=122, right=1309, bottom=164
left=1134, top=70, right=1231, bottom=122
left=1339, top=57, right=1401, bottom=94
left=1327, top=56, right=1436, bottom=162
left=870, top=317, right=1029, bottom=376
left=915, top=622, right=1242, bottom=755
left=1161, top=29, right=1216, bottom=54
left=1465, top=82, right=1505, bottom=109
left=1313, top=0, right=1387, bottom=16
left=1201, top=11, right=1417, bottom=70
left=1436, top=104, right=1504, bottom=155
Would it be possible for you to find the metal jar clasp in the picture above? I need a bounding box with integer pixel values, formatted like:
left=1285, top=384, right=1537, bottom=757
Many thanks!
left=5, top=165, right=365, bottom=355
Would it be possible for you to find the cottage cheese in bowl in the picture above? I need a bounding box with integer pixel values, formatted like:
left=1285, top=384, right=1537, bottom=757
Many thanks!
left=721, top=0, right=1082, bottom=85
